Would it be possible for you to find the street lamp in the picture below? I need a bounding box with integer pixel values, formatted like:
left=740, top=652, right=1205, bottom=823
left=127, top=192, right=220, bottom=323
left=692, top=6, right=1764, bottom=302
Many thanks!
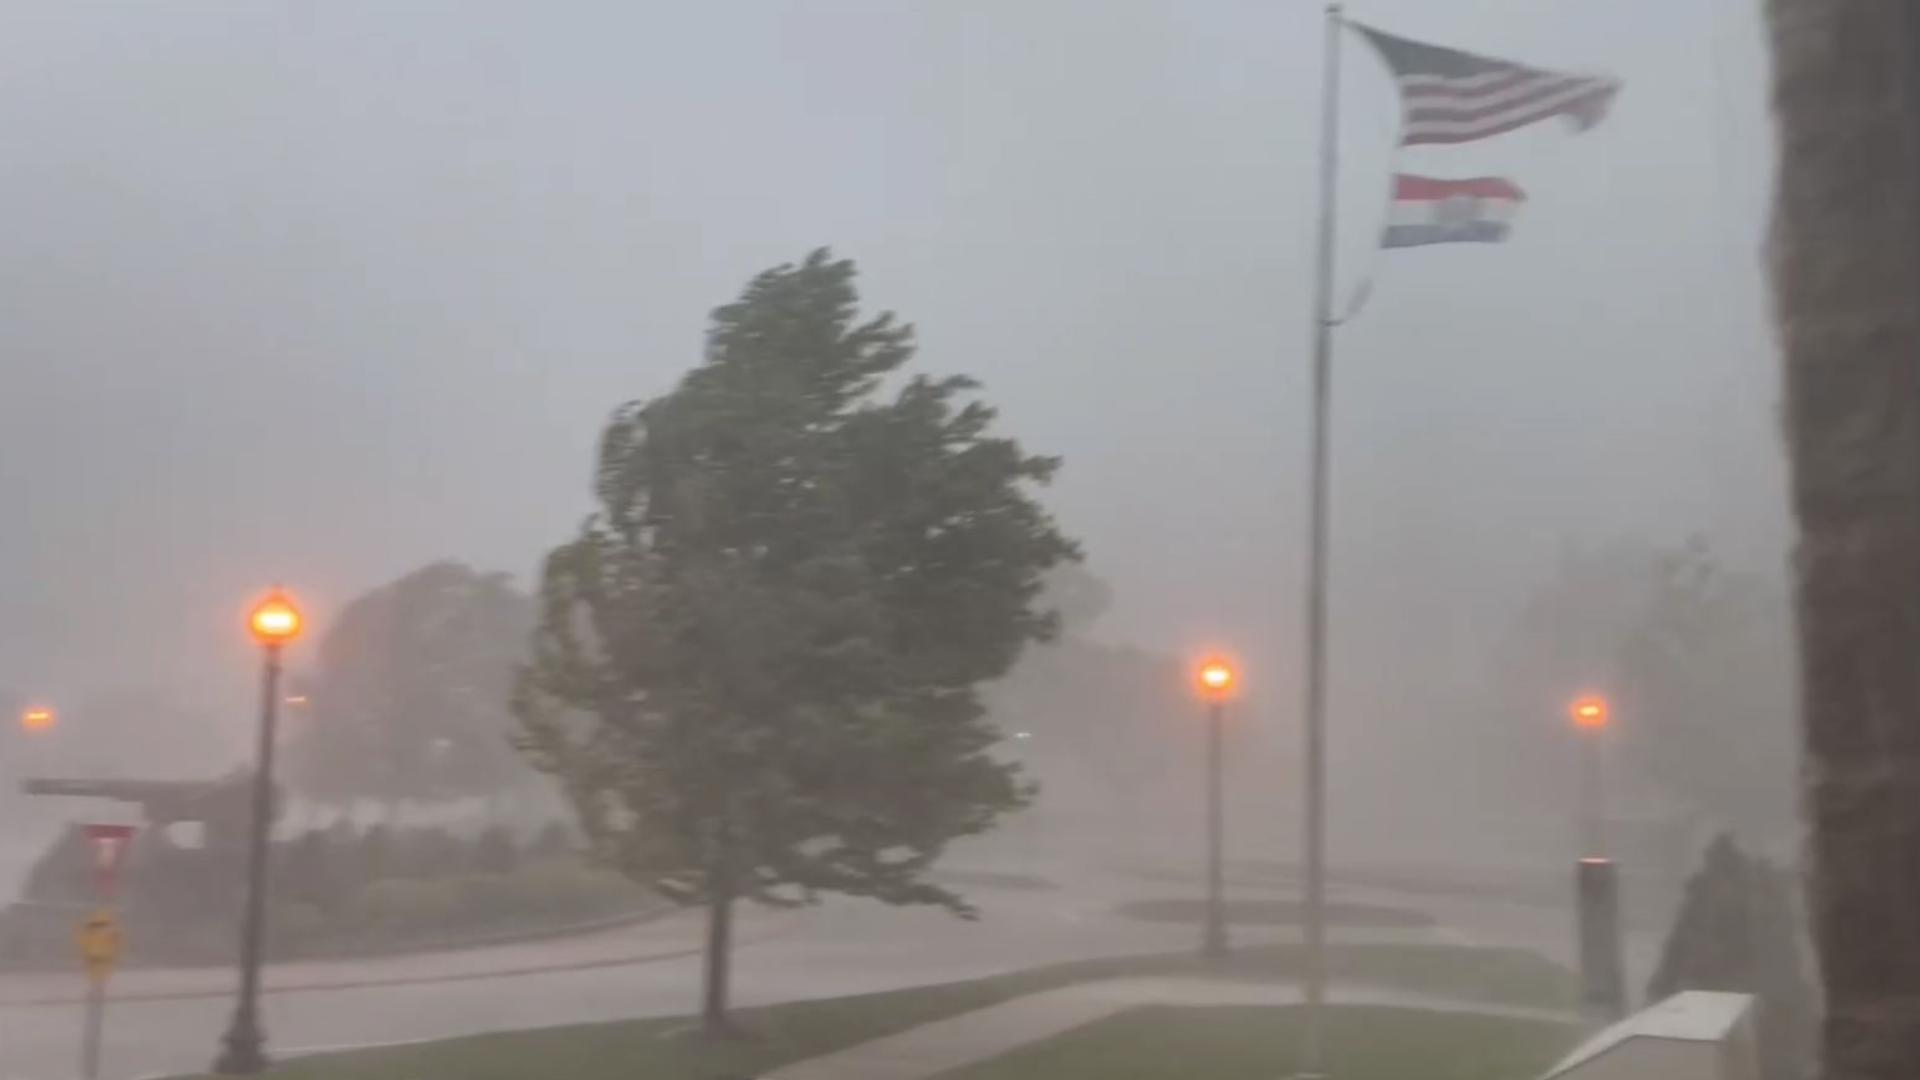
left=1567, top=692, right=1625, bottom=1021
left=1568, top=694, right=1610, bottom=857
left=1196, top=658, right=1236, bottom=959
left=214, top=590, right=303, bottom=1075
left=19, top=705, right=55, bottom=733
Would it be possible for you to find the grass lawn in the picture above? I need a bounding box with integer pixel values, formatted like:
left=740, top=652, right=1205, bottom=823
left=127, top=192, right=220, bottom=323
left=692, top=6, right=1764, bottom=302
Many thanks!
left=937, top=1005, right=1578, bottom=1080
left=184, top=944, right=1575, bottom=1080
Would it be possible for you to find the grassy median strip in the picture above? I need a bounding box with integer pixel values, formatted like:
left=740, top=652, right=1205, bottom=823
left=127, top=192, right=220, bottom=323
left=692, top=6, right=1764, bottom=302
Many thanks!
left=935, top=1004, right=1577, bottom=1080
left=194, top=944, right=1576, bottom=1080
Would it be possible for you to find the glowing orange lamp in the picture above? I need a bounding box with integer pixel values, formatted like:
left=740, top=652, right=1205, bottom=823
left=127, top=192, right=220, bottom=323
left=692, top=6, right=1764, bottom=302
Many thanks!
left=19, top=705, right=54, bottom=733
left=248, top=591, right=303, bottom=648
left=1197, top=659, right=1236, bottom=701
left=1570, top=695, right=1609, bottom=731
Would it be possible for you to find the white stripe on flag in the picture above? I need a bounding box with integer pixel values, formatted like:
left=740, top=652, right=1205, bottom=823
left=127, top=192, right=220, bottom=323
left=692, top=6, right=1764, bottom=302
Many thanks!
left=1403, top=83, right=1607, bottom=139
left=1400, top=75, right=1586, bottom=115
left=1397, top=70, right=1532, bottom=92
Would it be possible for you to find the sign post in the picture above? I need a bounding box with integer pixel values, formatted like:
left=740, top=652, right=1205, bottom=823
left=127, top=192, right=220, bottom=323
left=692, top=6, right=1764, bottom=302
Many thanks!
left=76, top=824, right=134, bottom=1080
left=75, top=909, right=120, bottom=1080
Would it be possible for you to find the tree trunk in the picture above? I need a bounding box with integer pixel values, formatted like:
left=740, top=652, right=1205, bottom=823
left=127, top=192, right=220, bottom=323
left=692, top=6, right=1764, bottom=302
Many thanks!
left=701, top=880, right=735, bottom=1037
left=1768, top=3, right=1920, bottom=1077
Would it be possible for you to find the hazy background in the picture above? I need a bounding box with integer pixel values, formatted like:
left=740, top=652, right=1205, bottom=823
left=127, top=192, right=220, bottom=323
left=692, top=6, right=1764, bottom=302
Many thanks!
left=0, top=1, right=1780, bottom=875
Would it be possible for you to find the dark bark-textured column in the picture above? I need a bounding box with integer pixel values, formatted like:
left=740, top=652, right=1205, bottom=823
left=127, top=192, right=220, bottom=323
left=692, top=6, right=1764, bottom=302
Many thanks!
left=1768, top=3, right=1920, bottom=1076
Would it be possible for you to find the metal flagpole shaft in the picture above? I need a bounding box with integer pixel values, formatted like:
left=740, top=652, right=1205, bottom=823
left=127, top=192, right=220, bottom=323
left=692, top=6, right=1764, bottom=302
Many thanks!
left=81, top=976, right=104, bottom=1080
left=1299, top=3, right=1343, bottom=1078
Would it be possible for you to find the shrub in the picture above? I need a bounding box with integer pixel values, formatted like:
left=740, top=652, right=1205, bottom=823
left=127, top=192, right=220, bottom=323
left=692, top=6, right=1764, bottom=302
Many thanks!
left=397, top=827, right=469, bottom=879
left=341, top=863, right=650, bottom=943
left=359, top=824, right=395, bottom=882
left=1648, top=834, right=1817, bottom=1080
left=278, top=829, right=345, bottom=912
left=348, top=877, right=466, bottom=939
left=471, top=826, right=519, bottom=876
left=529, top=821, right=577, bottom=858
left=271, top=900, right=329, bottom=952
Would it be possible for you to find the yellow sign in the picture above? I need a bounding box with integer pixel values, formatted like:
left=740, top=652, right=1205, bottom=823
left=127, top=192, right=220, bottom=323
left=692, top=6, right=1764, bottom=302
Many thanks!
left=75, top=909, right=121, bottom=980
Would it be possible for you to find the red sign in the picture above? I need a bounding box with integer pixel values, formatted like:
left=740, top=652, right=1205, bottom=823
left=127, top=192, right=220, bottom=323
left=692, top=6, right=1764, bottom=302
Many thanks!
left=81, top=824, right=136, bottom=899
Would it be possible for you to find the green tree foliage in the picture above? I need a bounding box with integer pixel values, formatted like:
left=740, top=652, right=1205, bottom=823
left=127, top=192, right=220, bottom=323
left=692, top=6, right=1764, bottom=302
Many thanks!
left=1648, top=834, right=1816, bottom=1080
left=514, top=250, right=1078, bottom=1032
left=284, top=561, right=536, bottom=807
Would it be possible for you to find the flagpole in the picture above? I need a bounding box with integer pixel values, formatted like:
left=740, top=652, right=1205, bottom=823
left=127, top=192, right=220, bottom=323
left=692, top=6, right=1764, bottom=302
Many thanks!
left=1298, top=3, right=1342, bottom=1079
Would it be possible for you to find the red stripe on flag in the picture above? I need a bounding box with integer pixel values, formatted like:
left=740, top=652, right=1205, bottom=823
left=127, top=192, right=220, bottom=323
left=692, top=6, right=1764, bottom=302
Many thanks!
left=1398, top=71, right=1559, bottom=103
left=1392, top=175, right=1526, bottom=202
left=1403, top=85, right=1618, bottom=146
left=1405, top=81, right=1605, bottom=127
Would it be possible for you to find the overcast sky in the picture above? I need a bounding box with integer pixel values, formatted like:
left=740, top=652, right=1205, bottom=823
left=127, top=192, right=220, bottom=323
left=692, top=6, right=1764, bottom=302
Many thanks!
left=0, top=1, right=1778, bottom=772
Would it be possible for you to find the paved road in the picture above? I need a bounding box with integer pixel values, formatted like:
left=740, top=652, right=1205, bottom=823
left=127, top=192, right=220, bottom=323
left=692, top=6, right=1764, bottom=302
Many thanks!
left=0, top=862, right=1661, bottom=1080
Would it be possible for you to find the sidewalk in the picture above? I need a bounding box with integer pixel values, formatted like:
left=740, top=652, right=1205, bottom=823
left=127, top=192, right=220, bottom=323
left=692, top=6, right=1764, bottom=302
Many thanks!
left=763, top=976, right=1579, bottom=1080
left=0, top=905, right=799, bottom=1008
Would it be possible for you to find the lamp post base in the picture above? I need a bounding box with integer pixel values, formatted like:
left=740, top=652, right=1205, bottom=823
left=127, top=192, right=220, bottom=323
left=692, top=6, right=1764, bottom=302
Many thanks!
left=1202, top=926, right=1229, bottom=960
left=212, top=1021, right=269, bottom=1075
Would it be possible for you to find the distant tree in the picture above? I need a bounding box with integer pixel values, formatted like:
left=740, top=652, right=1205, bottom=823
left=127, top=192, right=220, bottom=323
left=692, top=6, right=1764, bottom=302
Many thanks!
left=983, top=634, right=1185, bottom=854
left=396, top=827, right=467, bottom=879
left=1482, top=538, right=1797, bottom=848
left=528, top=821, right=576, bottom=861
left=470, top=825, right=519, bottom=876
left=514, top=250, right=1078, bottom=1034
left=277, top=829, right=345, bottom=913
left=358, top=824, right=394, bottom=883
left=1612, top=540, right=1799, bottom=840
left=284, top=562, right=536, bottom=809
left=1648, top=834, right=1816, bottom=1080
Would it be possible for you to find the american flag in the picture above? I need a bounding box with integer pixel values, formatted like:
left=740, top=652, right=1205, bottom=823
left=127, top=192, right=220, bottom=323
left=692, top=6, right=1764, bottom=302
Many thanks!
left=1353, top=23, right=1620, bottom=148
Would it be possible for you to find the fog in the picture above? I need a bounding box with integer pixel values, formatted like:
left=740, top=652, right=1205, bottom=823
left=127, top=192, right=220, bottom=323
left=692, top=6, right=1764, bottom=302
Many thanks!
left=0, top=0, right=1780, bottom=939
left=0, top=4, right=1818, bottom=1078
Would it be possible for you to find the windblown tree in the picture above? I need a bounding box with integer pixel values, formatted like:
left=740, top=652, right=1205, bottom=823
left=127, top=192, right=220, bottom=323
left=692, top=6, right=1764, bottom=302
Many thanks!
left=513, top=250, right=1078, bottom=1034
left=1768, top=3, right=1920, bottom=1076
left=285, top=561, right=536, bottom=811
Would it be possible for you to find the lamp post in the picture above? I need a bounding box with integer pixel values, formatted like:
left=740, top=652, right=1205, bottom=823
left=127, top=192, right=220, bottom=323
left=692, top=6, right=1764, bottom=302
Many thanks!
left=1567, top=693, right=1625, bottom=1021
left=1569, top=694, right=1609, bottom=859
left=19, top=705, right=55, bottom=733
left=1197, top=658, right=1236, bottom=959
left=213, top=590, right=302, bottom=1075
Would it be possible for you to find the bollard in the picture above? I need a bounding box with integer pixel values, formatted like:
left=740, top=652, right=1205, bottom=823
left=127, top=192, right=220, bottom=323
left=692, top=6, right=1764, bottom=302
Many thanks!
left=1575, top=857, right=1626, bottom=1022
